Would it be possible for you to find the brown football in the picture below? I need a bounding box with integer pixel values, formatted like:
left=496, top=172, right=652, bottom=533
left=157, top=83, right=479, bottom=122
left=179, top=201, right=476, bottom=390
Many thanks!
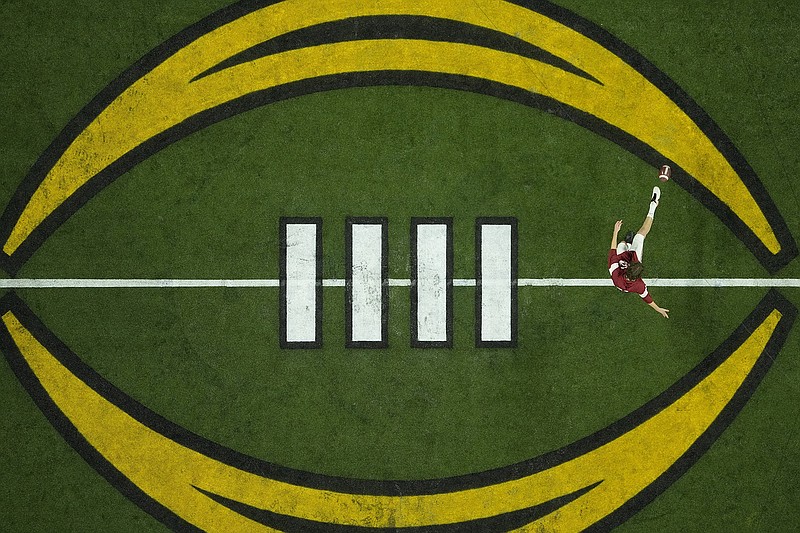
left=659, top=164, right=672, bottom=182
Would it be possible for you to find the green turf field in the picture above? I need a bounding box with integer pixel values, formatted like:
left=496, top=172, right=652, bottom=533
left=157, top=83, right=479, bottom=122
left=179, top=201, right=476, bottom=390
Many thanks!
left=1, top=1, right=799, bottom=531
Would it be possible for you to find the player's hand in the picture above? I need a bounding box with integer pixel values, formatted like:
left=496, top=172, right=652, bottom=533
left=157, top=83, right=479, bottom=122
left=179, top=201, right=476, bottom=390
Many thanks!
left=657, top=307, right=669, bottom=319
left=614, top=220, right=623, bottom=232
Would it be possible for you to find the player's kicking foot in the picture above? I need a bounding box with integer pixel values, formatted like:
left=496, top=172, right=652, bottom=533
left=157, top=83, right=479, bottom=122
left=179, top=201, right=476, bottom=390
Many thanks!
left=646, top=186, right=660, bottom=220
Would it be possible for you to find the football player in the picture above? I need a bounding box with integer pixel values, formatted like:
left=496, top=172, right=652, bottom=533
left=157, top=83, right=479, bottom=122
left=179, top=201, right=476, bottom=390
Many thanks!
left=608, top=187, right=669, bottom=318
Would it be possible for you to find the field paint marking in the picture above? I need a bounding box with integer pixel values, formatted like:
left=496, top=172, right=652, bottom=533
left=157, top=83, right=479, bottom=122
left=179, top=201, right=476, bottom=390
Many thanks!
left=1, top=278, right=799, bottom=288
left=283, top=223, right=319, bottom=344
left=478, top=222, right=515, bottom=344
left=348, top=221, right=386, bottom=344
left=414, top=223, right=451, bottom=344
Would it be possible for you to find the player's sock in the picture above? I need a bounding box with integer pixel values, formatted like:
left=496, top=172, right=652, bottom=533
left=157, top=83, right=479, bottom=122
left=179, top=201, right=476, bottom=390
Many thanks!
left=648, top=186, right=661, bottom=218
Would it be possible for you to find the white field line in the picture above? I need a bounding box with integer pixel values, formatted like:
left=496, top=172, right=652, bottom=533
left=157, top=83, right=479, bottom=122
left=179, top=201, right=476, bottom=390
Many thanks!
left=0, top=278, right=798, bottom=288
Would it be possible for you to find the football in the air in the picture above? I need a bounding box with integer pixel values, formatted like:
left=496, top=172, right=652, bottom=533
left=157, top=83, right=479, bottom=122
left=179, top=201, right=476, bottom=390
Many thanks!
left=659, top=164, right=672, bottom=182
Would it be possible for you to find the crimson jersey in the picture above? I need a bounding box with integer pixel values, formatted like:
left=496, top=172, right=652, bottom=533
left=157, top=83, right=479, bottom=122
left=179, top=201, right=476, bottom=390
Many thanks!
left=608, top=249, right=653, bottom=304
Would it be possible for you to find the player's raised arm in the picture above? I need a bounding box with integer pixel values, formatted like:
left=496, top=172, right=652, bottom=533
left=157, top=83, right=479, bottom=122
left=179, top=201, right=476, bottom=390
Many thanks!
left=611, top=220, right=623, bottom=250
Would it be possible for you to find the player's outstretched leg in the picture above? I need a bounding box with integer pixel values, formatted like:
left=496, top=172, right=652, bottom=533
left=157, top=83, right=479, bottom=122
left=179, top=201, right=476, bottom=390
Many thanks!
left=636, top=186, right=660, bottom=238
left=630, top=187, right=660, bottom=261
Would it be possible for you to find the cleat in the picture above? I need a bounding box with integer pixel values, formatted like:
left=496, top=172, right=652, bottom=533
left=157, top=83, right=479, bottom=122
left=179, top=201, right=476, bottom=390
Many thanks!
left=651, top=186, right=661, bottom=205
left=624, top=231, right=635, bottom=244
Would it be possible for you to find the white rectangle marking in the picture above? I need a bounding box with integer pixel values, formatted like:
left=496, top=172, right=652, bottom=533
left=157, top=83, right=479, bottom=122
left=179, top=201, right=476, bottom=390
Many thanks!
left=481, top=224, right=512, bottom=342
left=416, top=224, right=449, bottom=342
left=285, top=223, right=318, bottom=343
left=350, top=224, right=384, bottom=342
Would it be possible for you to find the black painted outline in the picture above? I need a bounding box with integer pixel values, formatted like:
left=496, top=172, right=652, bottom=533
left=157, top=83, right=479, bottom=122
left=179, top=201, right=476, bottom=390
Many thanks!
left=475, top=217, right=519, bottom=348
left=0, top=292, right=203, bottom=532
left=345, top=217, right=389, bottom=349
left=0, top=0, right=794, bottom=275
left=589, top=290, right=798, bottom=531
left=279, top=217, right=323, bottom=349
left=410, top=218, right=454, bottom=348
left=0, top=0, right=797, bottom=528
left=508, top=0, right=798, bottom=274
left=0, top=290, right=794, bottom=530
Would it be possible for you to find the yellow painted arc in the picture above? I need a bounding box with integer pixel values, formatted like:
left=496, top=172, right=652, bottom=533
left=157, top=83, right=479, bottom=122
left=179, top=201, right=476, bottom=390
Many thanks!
left=3, top=0, right=778, bottom=257
left=1, top=308, right=781, bottom=530
left=518, top=309, right=782, bottom=531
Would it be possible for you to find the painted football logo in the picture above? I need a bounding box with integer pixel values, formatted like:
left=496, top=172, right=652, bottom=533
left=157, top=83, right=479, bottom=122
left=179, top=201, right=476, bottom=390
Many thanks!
left=0, top=1, right=796, bottom=531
